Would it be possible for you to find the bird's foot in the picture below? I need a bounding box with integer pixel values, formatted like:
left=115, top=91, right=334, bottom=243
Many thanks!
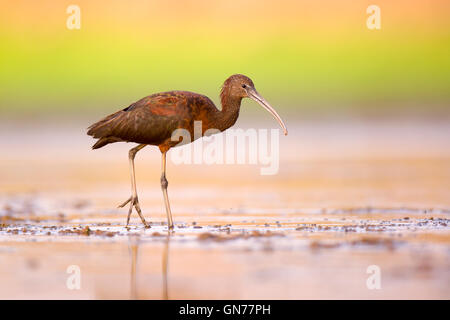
left=119, top=196, right=150, bottom=229
left=118, top=196, right=132, bottom=208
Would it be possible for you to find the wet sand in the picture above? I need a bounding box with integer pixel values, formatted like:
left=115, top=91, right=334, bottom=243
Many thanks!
left=0, top=119, right=449, bottom=299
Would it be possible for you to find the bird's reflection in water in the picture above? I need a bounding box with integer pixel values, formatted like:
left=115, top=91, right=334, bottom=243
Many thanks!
left=162, top=233, right=170, bottom=300
left=128, top=232, right=171, bottom=300
left=128, top=234, right=139, bottom=300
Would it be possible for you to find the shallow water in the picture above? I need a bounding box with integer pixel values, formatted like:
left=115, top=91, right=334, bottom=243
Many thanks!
left=0, top=119, right=449, bottom=299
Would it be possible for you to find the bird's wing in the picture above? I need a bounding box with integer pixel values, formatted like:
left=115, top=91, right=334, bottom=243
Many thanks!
left=87, top=92, right=189, bottom=146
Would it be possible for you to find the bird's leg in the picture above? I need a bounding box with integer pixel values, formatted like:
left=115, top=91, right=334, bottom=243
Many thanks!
left=118, top=144, right=150, bottom=228
left=160, top=151, right=174, bottom=230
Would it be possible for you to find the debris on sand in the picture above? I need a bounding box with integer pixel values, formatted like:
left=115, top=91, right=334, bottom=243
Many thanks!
left=198, top=232, right=222, bottom=241
left=351, top=237, right=398, bottom=251
left=310, top=241, right=341, bottom=250
left=58, top=226, right=116, bottom=237
left=0, top=215, right=26, bottom=223
left=197, top=230, right=284, bottom=242
left=151, top=232, right=167, bottom=237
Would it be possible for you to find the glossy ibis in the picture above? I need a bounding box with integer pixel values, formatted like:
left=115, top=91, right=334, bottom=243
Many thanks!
left=87, top=74, right=287, bottom=229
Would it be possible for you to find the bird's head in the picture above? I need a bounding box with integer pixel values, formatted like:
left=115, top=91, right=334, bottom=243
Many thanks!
left=221, top=74, right=288, bottom=135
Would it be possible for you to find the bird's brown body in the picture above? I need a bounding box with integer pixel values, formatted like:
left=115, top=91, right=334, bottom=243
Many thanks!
left=87, top=74, right=287, bottom=229
left=88, top=91, right=226, bottom=152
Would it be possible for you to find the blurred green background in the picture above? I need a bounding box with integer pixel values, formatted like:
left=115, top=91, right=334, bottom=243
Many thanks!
left=1, top=0, right=449, bottom=118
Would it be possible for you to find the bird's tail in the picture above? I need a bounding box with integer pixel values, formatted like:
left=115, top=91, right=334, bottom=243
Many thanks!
left=87, top=111, right=121, bottom=138
left=91, top=137, right=123, bottom=149
left=87, top=110, right=124, bottom=149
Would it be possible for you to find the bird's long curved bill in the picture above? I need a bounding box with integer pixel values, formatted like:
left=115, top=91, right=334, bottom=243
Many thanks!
left=247, top=88, right=288, bottom=135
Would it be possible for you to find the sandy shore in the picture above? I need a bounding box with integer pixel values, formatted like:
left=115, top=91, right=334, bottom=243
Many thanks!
left=0, top=118, right=449, bottom=299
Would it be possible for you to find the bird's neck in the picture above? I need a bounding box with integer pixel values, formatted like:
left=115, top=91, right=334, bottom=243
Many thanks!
left=213, top=93, right=242, bottom=132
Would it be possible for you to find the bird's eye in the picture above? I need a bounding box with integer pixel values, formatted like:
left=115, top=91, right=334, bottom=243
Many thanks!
left=242, top=84, right=247, bottom=88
